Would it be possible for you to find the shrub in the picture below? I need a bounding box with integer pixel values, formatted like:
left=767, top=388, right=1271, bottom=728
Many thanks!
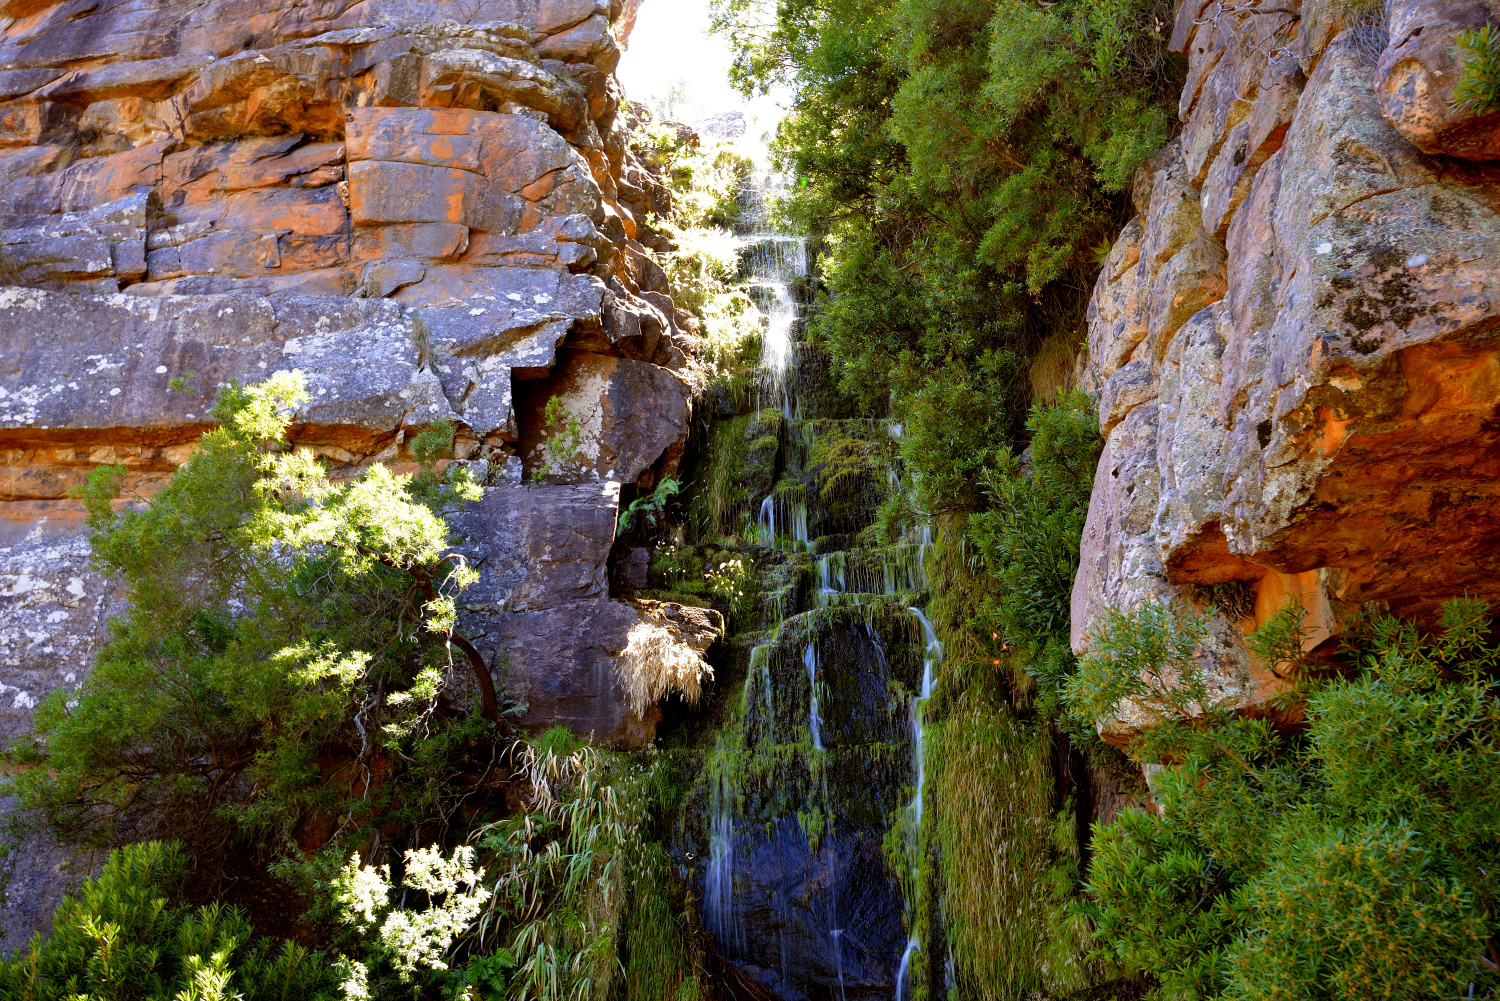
left=1452, top=23, right=1500, bottom=113
left=969, top=390, right=1101, bottom=731
left=5, top=373, right=496, bottom=858
left=0, top=841, right=343, bottom=1001
left=1080, top=598, right=1500, bottom=998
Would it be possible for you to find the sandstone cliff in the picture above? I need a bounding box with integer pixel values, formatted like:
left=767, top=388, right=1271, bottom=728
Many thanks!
left=1073, top=0, right=1500, bottom=743
left=0, top=0, right=721, bottom=938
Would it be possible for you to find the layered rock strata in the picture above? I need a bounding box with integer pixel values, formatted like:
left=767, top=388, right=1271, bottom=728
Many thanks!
left=0, top=0, right=718, bottom=923
left=1073, top=0, right=1500, bottom=743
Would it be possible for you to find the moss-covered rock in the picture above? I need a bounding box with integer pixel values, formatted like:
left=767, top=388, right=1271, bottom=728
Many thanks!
left=686, top=408, right=785, bottom=542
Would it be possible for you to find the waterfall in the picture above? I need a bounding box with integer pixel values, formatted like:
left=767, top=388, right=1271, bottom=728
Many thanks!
left=895, top=937, right=919, bottom=1001
left=756, top=487, right=810, bottom=553
left=804, top=641, right=823, bottom=750
left=832, top=928, right=848, bottom=1001
left=758, top=494, right=776, bottom=548
left=695, top=195, right=916, bottom=996
left=748, top=642, right=775, bottom=743
left=746, top=237, right=805, bottom=421
left=706, top=735, right=744, bottom=957
left=911, top=607, right=940, bottom=702
left=896, top=606, right=944, bottom=1001
left=759, top=280, right=798, bottom=420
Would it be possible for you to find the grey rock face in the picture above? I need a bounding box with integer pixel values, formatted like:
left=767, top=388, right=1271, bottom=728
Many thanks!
left=1072, top=2, right=1500, bottom=745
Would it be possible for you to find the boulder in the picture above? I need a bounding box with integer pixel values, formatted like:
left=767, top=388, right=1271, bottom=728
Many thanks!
left=518, top=349, right=692, bottom=484
left=1376, top=0, right=1500, bottom=161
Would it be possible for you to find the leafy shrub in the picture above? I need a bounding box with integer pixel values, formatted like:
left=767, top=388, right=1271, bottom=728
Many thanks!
left=5, top=373, right=495, bottom=859
left=969, top=390, right=1101, bottom=729
left=618, top=477, right=682, bottom=537
left=1452, top=23, right=1500, bottom=113
left=331, top=844, right=491, bottom=983
left=451, top=741, right=668, bottom=1000
left=0, top=841, right=342, bottom=1001
left=1080, top=598, right=1500, bottom=998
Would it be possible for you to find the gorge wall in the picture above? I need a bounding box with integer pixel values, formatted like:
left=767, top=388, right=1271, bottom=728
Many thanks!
left=0, top=0, right=717, bottom=940
left=1074, top=0, right=1500, bottom=744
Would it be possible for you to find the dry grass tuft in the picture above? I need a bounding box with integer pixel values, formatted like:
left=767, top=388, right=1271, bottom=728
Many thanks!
left=616, top=611, right=716, bottom=717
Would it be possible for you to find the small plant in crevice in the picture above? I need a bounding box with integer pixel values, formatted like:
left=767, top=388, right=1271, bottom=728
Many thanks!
left=532, top=395, right=585, bottom=482
left=705, top=555, right=755, bottom=626
left=1452, top=23, right=1500, bottom=113
left=618, top=477, right=682, bottom=537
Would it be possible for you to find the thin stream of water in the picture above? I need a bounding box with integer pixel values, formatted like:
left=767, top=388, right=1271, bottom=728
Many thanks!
left=896, top=606, right=943, bottom=1000
left=805, top=642, right=823, bottom=750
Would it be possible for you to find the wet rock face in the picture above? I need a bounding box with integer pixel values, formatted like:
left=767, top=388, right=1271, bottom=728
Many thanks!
left=1074, top=0, right=1500, bottom=744
left=719, top=819, right=905, bottom=1001
left=698, top=617, right=915, bottom=1001
left=0, top=0, right=715, bottom=939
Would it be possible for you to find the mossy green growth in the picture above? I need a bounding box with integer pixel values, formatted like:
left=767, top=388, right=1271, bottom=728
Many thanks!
left=807, top=418, right=897, bottom=538
left=687, top=408, right=785, bottom=542
left=930, top=696, right=1094, bottom=998
left=623, top=845, right=706, bottom=1001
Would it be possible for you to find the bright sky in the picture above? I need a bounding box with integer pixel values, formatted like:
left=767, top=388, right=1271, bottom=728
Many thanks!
left=615, top=0, right=786, bottom=152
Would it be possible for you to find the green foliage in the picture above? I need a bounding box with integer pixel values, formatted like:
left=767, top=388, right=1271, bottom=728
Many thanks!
left=534, top=396, right=586, bottom=482
left=0, top=841, right=342, bottom=1001
left=618, top=478, right=682, bottom=536
left=968, top=391, right=1101, bottom=730
left=1065, top=599, right=1218, bottom=746
left=931, top=697, right=1093, bottom=996
left=657, top=227, right=765, bottom=376
left=1452, top=23, right=1500, bottom=113
left=6, top=373, right=495, bottom=857
left=453, top=742, right=694, bottom=1001
left=687, top=409, right=783, bottom=542
left=714, top=0, right=1177, bottom=425
left=632, top=125, right=752, bottom=231
left=976, top=392, right=1099, bottom=639
left=1081, top=598, right=1500, bottom=998
left=621, top=847, right=703, bottom=1001
left=631, top=114, right=763, bottom=377
left=331, top=844, right=491, bottom=982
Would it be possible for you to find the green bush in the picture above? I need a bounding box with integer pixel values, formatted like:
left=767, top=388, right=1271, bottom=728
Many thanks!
left=5, top=373, right=495, bottom=859
left=713, top=0, right=1178, bottom=425
left=0, top=841, right=342, bottom=1001
left=1079, top=598, right=1500, bottom=999
left=969, top=390, right=1101, bottom=730
left=1452, top=23, right=1500, bottom=113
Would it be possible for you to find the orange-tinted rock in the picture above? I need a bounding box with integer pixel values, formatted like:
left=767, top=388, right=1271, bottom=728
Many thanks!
left=352, top=222, right=470, bottom=260
left=0, top=0, right=704, bottom=936
left=1376, top=0, right=1500, bottom=161
left=1075, top=18, right=1500, bottom=742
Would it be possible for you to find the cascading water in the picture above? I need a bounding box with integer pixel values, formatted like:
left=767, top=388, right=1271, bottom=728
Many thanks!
left=685, top=174, right=932, bottom=1000
left=747, top=237, right=805, bottom=421
left=805, top=642, right=823, bottom=750
left=895, top=608, right=943, bottom=1001
left=706, top=734, right=745, bottom=958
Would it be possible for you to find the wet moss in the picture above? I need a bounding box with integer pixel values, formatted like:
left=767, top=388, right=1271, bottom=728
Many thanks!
left=686, top=408, right=785, bottom=542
